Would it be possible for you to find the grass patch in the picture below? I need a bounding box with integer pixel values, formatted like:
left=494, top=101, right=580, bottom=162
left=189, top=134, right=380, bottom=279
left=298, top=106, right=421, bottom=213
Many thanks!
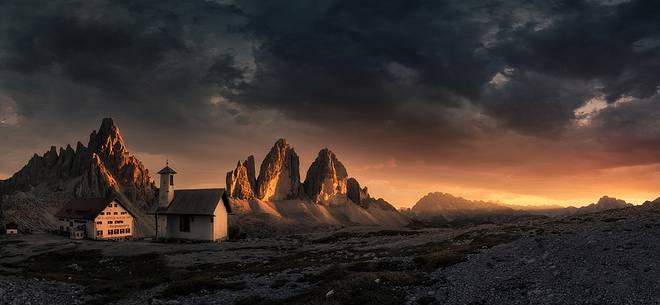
left=17, top=249, right=171, bottom=305
left=160, top=273, right=246, bottom=297
left=293, top=269, right=429, bottom=305
left=412, top=229, right=522, bottom=271
left=0, top=239, right=25, bottom=245
left=313, top=230, right=419, bottom=243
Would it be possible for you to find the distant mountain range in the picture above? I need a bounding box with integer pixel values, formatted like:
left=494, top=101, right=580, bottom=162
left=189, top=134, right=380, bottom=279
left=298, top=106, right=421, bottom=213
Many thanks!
left=402, top=192, right=645, bottom=224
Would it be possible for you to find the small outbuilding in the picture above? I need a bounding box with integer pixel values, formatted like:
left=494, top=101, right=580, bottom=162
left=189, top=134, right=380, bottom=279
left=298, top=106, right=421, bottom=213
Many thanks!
left=5, top=223, right=18, bottom=235
left=55, top=194, right=136, bottom=240
left=153, top=162, right=231, bottom=242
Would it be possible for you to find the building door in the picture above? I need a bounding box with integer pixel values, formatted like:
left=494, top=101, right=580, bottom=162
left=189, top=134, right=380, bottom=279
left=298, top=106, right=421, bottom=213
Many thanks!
left=179, top=215, right=190, bottom=232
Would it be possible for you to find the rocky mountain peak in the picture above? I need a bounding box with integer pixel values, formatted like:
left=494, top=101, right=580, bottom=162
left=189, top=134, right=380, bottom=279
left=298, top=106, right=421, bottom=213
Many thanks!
left=574, top=196, right=632, bottom=214
left=303, top=148, right=348, bottom=203
left=226, top=155, right=257, bottom=199
left=255, top=139, right=304, bottom=201
left=0, top=118, right=155, bottom=208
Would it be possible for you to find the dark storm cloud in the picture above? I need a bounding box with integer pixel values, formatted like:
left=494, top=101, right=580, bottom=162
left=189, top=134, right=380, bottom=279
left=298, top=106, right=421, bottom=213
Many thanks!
left=1, top=0, right=660, bottom=158
left=237, top=0, right=498, bottom=128
left=233, top=0, right=660, bottom=138
left=589, top=95, right=660, bottom=164
left=496, top=0, right=660, bottom=102
left=0, top=0, right=248, bottom=126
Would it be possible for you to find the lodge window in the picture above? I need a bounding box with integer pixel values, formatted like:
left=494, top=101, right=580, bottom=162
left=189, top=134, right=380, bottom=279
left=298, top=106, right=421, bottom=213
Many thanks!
left=179, top=216, right=190, bottom=232
left=120, top=229, right=125, bottom=234
left=107, top=221, right=113, bottom=224
left=96, top=221, right=102, bottom=225
left=114, top=229, right=119, bottom=234
left=107, top=204, right=112, bottom=207
left=126, top=228, right=130, bottom=234
left=114, top=212, right=118, bottom=215
left=108, top=230, right=113, bottom=235
left=97, top=230, right=103, bottom=236
left=170, top=175, right=174, bottom=186
left=114, top=204, right=118, bottom=207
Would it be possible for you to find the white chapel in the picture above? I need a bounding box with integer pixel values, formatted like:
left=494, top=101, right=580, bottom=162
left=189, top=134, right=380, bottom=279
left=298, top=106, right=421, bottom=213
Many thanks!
left=153, top=162, right=231, bottom=241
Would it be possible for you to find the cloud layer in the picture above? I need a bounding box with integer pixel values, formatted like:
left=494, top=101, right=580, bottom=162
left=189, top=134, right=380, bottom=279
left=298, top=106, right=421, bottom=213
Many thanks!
left=1, top=0, right=659, bottom=206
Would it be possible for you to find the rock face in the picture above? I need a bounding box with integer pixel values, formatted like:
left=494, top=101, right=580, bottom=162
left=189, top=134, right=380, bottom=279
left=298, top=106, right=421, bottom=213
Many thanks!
left=226, top=139, right=409, bottom=229
left=74, top=154, right=120, bottom=199
left=303, top=149, right=348, bottom=203
left=0, top=118, right=156, bottom=234
left=255, top=139, right=304, bottom=201
left=346, top=178, right=361, bottom=205
left=226, top=156, right=257, bottom=199
left=0, top=118, right=155, bottom=207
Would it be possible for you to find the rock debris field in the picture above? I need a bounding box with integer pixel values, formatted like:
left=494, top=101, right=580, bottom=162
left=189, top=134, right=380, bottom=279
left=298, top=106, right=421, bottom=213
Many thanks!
left=3, top=204, right=660, bottom=305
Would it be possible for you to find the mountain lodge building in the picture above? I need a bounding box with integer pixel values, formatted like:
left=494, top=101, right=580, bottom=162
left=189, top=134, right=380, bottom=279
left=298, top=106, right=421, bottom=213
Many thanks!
left=55, top=195, right=136, bottom=240
left=153, top=162, right=231, bottom=241
left=5, top=223, right=18, bottom=235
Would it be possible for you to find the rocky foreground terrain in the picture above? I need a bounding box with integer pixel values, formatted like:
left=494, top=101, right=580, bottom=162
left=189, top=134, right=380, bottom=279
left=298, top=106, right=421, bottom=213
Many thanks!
left=3, top=203, right=660, bottom=305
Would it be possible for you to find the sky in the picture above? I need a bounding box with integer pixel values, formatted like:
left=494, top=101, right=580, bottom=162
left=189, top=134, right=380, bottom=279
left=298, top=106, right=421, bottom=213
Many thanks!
left=1, top=0, right=659, bottom=208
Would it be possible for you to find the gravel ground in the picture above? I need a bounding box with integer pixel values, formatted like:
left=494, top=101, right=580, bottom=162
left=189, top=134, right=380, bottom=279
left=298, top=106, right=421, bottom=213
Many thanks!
left=0, top=276, right=87, bottom=305
left=407, top=206, right=660, bottom=305
left=4, top=205, right=660, bottom=305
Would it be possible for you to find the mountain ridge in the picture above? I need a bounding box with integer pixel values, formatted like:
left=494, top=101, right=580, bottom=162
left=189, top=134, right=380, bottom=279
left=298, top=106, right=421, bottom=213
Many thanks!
left=0, top=118, right=156, bottom=234
left=225, top=139, right=409, bottom=228
left=404, top=192, right=644, bottom=222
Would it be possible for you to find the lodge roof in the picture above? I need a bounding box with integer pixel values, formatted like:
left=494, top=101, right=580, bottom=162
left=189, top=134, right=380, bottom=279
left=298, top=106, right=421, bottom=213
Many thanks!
left=55, top=194, right=136, bottom=220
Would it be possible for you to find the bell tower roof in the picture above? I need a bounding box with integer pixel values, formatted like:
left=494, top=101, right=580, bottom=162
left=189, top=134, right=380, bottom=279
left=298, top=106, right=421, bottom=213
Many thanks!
left=157, top=161, right=177, bottom=174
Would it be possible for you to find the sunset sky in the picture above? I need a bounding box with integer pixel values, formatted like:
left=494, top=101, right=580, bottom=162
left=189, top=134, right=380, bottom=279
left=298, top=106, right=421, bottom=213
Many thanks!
left=1, top=0, right=659, bottom=208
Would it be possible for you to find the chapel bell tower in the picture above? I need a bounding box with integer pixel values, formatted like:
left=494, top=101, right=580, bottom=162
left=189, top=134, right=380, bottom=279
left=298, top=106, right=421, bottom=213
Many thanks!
left=158, top=161, right=177, bottom=207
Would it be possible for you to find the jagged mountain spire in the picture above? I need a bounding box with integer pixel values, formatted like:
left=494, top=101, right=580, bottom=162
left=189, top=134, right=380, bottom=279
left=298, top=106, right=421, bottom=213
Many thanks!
left=303, top=148, right=348, bottom=203
left=255, top=139, right=304, bottom=201
left=0, top=118, right=156, bottom=208
left=226, top=155, right=257, bottom=200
